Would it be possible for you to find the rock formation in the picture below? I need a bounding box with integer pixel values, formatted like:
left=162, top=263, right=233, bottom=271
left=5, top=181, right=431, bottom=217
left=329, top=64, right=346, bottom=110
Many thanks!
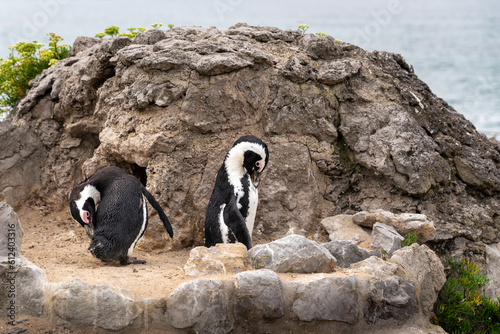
left=1, top=23, right=499, bottom=263
left=1, top=23, right=499, bottom=260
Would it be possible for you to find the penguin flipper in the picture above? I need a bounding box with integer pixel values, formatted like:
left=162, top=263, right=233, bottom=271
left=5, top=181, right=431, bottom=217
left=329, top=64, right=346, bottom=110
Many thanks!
left=141, top=185, right=174, bottom=238
left=224, top=195, right=252, bottom=249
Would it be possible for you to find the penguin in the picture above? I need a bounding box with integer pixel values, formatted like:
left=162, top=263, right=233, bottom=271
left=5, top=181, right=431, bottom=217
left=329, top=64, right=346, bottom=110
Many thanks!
left=69, top=166, right=173, bottom=265
left=204, top=135, right=269, bottom=250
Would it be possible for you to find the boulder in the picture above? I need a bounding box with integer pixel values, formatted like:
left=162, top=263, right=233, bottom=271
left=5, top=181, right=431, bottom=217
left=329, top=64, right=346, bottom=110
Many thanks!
left=248, top=234, right=336, bottom=273
left=167, top=279, right=233, bottom=334
left=234, top=269, right=284, bottom=324
left=322, top=240, right=379, bottom=268
left=184, top=243, right=249, bottom=277
left=291, top=275, right=359, bottom=324
left=46, top=279, right=139, bottom=331
left=485, top=242, right=500, bottom=300
left=352, top=209, right=436, bottom=243
left=321, top=215, right=371, bottom=247
left=370, top=222, right=404, bottom=256
left=389, top=244, right=446, bottom=317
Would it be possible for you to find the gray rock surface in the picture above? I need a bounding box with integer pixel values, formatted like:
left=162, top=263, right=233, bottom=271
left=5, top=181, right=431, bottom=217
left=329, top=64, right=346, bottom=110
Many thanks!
left=485, top=242, right=500, bottom=300
left=321, top=215, right=371, bottom=246
left=291, top=275, right=359, bottom=324
left=322, top=240, right=378, bottom=268
left=352, top=209, right=436, bottom=243
left=184, top=243, right=249, bottom=277
left=0, top=24, right=498, bottom=260
left=248, top=234, right=337, bottom=273
left=370, top=222, right=404, bottom=255
left=167, top=279, right=233, bottom=334
left=234, top=269, right=284, bottom=325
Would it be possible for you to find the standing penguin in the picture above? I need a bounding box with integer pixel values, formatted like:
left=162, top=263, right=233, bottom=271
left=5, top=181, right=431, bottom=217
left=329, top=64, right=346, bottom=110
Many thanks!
left=204, top=135, right=269, bottom=249
left=69, top=166, right=173, bottom=265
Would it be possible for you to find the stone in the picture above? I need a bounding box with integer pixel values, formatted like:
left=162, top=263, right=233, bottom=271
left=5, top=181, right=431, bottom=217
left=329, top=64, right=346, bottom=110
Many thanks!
left=485, top=242, right=500, bottom=300
left=321, top=215, right=371, bottom=247
left=389, top=244, right=446, bottom=317
left=167, top=279, right=233, bottom=334
left=322, top=240, right=379, bottom=268
left=291, top=275, right=359, bottom=324
left=46, top=278, right=139, bottom=331
left=352, top=209, right=436, bottom=243
left=234, top=269, right=284, bottom=324
left=364, top=276, right=418, bottom=324
left=248, top=234, right=336, bottom=273
left=184, top=243, right=249, bottom=277
left=0, top=202, right=24, bottom=263
left=370, top=223, right=404, bottom=255
left=318, top=59, right=362, bottom=85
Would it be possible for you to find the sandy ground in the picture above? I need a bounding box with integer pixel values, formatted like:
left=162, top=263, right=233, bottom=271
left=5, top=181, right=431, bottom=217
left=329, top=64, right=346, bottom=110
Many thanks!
left=8, top=200, right=344, bottom=334
left=6, top=201, right=205, bottom=333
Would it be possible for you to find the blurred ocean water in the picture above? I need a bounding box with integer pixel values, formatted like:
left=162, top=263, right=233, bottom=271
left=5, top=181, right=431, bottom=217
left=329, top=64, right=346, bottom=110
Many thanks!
left=0, top=0, right=498, bottom=134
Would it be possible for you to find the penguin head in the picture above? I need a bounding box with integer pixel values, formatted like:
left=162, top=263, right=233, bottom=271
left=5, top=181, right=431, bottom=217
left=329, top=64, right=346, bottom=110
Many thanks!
left=225, top=135, right=269, bottom=187
left=69, top=183, right=101, bottom=237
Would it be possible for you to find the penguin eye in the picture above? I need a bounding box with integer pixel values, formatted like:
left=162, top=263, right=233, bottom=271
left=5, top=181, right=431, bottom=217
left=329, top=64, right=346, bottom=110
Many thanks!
left=255, top=160, right=262, bottom=170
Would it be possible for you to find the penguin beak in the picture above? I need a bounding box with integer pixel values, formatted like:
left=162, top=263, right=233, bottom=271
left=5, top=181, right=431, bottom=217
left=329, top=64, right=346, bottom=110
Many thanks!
left=84, top=224, right=94, bottom=238
left=252, top=171, right=261, bottom=188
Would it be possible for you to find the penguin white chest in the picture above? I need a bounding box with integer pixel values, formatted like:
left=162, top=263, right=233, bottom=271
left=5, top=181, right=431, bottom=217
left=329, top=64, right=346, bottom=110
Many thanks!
left=245, top=184, right=259, bottom=237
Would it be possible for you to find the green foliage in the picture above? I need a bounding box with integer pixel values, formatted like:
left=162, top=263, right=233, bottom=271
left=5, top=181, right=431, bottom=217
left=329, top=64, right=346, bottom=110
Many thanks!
left=315, top=32, right=327, bottom=37
left=434, top=258, right=500, bottom=333
left=298, top=24, right=309, bottom=35
left=0, top=33, right=70, bottom=116
left=380, top=249, right=388, bottom=260
left=104, top=25, right=120, bottom=37
left=168, top=24, right=175, bottom=29
left=401, top=233, right=417, bottom=247
left=95, top=23, right=173, bottom=39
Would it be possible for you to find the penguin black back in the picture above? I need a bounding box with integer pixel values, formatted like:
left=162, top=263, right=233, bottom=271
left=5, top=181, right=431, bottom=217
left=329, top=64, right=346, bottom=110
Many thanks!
left=69, top=166, right=173, bottom=265
left=204, top=135, right=269, bottom=249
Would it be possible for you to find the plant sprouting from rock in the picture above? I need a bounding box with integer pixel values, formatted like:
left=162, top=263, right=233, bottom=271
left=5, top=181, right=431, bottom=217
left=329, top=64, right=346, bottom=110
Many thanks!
left=315, top=32, right=327, bottom=37
left=401, top=233, right=417, bottom=247
left=298, top=24, right=309, bottom=35
left=95, top=24, right=172, bottom=39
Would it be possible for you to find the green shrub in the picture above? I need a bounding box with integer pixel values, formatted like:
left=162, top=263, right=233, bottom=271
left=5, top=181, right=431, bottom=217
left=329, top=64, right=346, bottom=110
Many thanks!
left=0, top=33, right=70, bottom=117
left=434, top=258, right=500, bottom=333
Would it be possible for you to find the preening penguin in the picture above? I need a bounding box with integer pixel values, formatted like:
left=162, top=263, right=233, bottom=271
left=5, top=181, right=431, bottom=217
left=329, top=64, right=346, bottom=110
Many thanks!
left=204, top=135, right=269, bottom=250
left=69, top=166, right=173, bottom=265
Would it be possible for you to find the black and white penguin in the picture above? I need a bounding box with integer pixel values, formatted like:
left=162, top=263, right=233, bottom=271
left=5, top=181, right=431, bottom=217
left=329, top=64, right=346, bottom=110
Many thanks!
left=69, top=166, right=173, bottom=265
left=204, top=135, right=269, bottom=250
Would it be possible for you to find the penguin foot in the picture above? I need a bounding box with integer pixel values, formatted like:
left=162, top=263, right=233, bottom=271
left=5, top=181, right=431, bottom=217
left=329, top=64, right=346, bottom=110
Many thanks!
left=120, top=257, right=147, bottom=265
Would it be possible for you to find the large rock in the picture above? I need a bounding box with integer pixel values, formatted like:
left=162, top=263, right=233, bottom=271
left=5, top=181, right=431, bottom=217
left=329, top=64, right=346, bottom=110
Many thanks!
left=1, top=23, right=499, bottom=262
left=291, top=275, right=359, bottom=324
left=322, top=240, right=379, bottom=268
left=352, top=209, right=436, bottom=243
left=485, top=242, right=500, bottom=300
left=389, top=244, right=446, bottom=317
left=248, top=234, right=336, bottom=273
left=234, top=269, right=284, bottom=325
left=184, top=243, right=249, bottom=277
left=46, top=279, right=139, bottom=331
left=370, top=222, right=404, bottom=256
left=167, top=279, right=233, bottom=334
left=321, top=215, right=371, bottom=247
